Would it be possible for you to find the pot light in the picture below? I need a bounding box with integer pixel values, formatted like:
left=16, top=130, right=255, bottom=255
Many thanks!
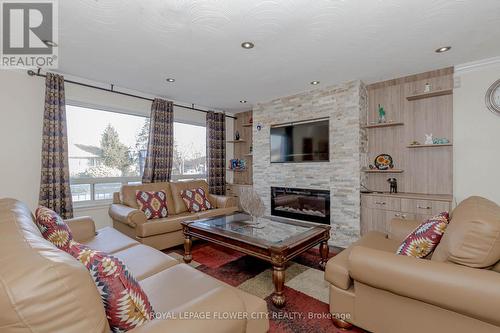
left=241, top=42, right=254, bottom=49
left=435, top=46, right=451, bottom=53
left=240, top=100, right=247, bottom=104
left=42, top=40, right=57, bottom=47
left=310, top=81, right=320, bottom=85
left=166, top=78, right=175, bottom=82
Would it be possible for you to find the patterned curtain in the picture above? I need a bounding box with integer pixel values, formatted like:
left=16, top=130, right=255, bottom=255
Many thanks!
left=39, top=73, right=74, bottom=219
left=206, top=111, right=226, bottom=195
left=142, top=98, right=174, bottom=183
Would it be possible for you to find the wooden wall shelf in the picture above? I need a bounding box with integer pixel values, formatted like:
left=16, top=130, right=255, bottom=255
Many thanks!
left=363, top=122, right=404, bottom=129
left=363, top=169, right=404, bottom=173
left=406, top=89, right=453, bottom=101
left=227, top=140, right=246, bottom=144
left=407, top=143, right=452, bottom=148
left=227, top=168, right=247, bottom=172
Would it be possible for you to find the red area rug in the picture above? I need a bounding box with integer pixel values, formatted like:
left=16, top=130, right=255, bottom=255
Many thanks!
left=167, top=242, right=366, bottom=333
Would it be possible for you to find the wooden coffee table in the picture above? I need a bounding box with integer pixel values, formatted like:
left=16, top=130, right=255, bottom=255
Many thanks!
left=181, top=213, right=331, bottom=307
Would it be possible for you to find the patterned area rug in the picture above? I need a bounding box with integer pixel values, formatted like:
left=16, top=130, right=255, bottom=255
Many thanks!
left=166, top=242, right=366, bottom=333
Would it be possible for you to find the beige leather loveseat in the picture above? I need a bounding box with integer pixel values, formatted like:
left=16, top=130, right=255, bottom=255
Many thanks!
left=109, top=180, right=238, bottom=250
left=0, top=198, right=268, bottom=333
left=325, top=196, right=500, bottom=333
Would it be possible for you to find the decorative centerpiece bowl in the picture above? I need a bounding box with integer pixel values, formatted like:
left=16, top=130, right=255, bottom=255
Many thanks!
left=239, top=188, right=265, bottom=224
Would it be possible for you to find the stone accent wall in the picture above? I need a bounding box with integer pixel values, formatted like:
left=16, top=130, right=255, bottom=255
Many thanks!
left=253, top=81, right=367, bottom=247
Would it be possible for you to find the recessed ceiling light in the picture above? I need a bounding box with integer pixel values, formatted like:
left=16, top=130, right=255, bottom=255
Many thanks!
left=42, top=40, right=57, bottom=47
left=241, top=42, right=254, bottom=49
left=166, top=78, right=175, bottom=82
left=240, top=100, right=247, bottom=103
left=310, top=81, right=320, bottom=85
left=435, top=46, right=451, bottom=53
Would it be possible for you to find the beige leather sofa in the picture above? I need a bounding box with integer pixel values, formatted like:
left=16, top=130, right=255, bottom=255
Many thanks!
left=109, top=180, right=238, bottom=250
left=325, top=196, right=500, bottom=333
left=0, top=198, right=268, bottom=333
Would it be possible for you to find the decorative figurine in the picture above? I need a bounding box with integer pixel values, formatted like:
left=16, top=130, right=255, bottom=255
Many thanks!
left=424, top=133, right=433, bottom=145
left=424, top=82, right=432, bottom=93
left=378, top=104, right=386, bottom=123
left=235, top=131, right=240, bottom=141
left=409, top=140, right=421, bottom=146
left=256, top=123, right=262, bottom=131
left=387, top=178, right=398, bottom=194
left=433, top=137, right=450, bottom=144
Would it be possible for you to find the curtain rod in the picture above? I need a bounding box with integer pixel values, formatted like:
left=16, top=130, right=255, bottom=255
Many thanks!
left=26, top=70, right=237, bottom=119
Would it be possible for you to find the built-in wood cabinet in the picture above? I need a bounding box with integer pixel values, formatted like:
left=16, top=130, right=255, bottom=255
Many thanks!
left=361, top=68, right=454, bottom=235
left=361, top=193, right=452, bottom=235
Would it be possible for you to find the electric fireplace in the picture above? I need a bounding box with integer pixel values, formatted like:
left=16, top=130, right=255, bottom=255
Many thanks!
left=271, top=187, right=330, bottom=224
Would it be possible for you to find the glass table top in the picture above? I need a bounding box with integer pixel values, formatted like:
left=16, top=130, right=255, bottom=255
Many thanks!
left=191, top=213, right=314, bottom=245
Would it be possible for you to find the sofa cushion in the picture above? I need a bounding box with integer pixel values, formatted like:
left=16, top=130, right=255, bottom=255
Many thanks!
left=136, top=212, right=195, bottom=237
left=325, top=231, right=400, bottom=290
left=432, top=196, right=500, bottom=268
left=121, top=182, right=175, bottom=211
left=136, top=190, right=169, bottom=219
left=83, top=226, right=139, bottom=254
left=169, top=180, right=215, bottom=214
left=396, top=212, right=449, bottom=258
left=34, top=206, right=73, bottom=251
left=181, top=187, right=213, bottom=213
left=111, top=244, right=179, bottom=281
left=67, top=240, right=154, bottom=332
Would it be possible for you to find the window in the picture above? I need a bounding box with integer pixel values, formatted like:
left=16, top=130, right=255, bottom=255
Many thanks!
left=172, top=122, right=206, bottom=179
left=67, top=105, right=207, bottom=205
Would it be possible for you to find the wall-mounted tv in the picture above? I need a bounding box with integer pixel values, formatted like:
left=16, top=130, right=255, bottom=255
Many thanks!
left=270, top=119, right=329, bottom=163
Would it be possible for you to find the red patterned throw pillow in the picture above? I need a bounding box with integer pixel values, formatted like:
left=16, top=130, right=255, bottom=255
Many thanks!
left=35, top=206, right=73, bottom=251
left=180, top=187, right=213, bottom=213
left=67, top=240, right=154, bottom=332
left=396, top=212, right=450, bottom=258
left=136, top=190, right=168, bottom=219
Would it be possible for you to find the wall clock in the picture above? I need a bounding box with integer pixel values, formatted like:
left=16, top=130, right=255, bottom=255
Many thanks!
left=485, top=79, right=500, bottom=116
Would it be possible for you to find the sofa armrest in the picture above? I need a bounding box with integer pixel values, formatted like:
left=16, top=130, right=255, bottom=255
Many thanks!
left=109, top=204, right=147, bottom=228
left=129, top=287, right=247, bottom=333
left=349, top=246, right=500, bottom=327
left=65, top=216, right=96, bottom=242
left=209, top=194, right=238, bottom=209
left=387, top=218, right=421, bottom=242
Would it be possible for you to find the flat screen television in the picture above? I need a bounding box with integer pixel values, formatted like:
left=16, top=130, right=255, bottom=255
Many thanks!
left=270, top=119, right=329, bottom=163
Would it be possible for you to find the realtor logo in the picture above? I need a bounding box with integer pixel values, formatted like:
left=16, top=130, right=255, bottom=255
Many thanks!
left=1, top=0, right=58, bottom=68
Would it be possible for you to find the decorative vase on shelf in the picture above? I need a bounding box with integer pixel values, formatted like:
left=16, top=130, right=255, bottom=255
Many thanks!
left=378, top=104, right=386, bottom=123
left=235, top=131, right=240, bottom=141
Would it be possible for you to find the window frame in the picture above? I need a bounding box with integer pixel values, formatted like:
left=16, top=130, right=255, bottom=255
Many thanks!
left=66, top=102, right=207, bottom=208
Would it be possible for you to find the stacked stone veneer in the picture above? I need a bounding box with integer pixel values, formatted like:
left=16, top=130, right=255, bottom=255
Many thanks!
left=253, top=80, right=367, bottom=248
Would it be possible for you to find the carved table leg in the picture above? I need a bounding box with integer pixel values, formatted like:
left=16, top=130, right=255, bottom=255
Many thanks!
left=272, top=266, right=286, bottom=308
left=183, top=234, right=192, bottom=263
left=319, top=240, right=329, bottom=270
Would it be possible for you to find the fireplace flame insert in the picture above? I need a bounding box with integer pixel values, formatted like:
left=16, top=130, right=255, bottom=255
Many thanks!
left=271, top=187, right=330, bottom=224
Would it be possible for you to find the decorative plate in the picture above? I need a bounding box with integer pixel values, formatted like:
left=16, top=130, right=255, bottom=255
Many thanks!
left=374, top=154, right=394, bottom=170
left=485, top=78, right=500, bottom=116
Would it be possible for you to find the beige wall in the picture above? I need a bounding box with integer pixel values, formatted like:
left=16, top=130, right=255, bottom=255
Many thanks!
left=0, top=70, right=234, bottom=229
left=454, top=58, right=500, bottom=205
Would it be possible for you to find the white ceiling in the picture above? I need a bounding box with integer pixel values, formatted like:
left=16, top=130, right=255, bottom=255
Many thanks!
left=59, top=0, right=500, bottom=112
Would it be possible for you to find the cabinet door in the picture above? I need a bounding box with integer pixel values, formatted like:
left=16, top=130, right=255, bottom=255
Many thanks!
left=386, top=211, right=416, bottom=222
left=361, top=208, right=389, bottom=234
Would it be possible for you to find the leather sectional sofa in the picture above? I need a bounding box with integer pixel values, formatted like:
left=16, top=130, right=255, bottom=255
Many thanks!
left=325, top=196, right=500, bottom=333
left=0, top=198, right=269, bottom=333
left=109, top=180, right=238, bottom=250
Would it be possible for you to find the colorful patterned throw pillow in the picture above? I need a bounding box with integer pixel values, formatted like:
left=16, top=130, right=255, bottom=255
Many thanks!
left=34, top=206, right=73, bottom=251
left=180, top=187, right=213, bottom=213
left=136, top=190, right=168, bottom=219
left=67, top=240, right=154, bottom=332
left=396, top=212, right=450, bottom=258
